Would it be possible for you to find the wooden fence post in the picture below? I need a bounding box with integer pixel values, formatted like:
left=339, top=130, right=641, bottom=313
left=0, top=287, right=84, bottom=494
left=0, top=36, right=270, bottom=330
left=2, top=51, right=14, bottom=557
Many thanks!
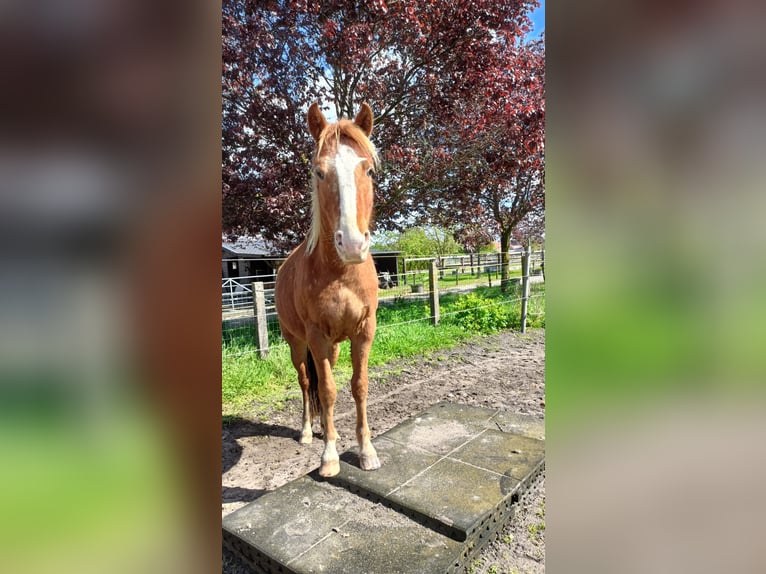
left=429, top=259, right=440, bottom=326
left=253, top=282, right=270, bottom=358
left=520, top=246, right=531, bottom=333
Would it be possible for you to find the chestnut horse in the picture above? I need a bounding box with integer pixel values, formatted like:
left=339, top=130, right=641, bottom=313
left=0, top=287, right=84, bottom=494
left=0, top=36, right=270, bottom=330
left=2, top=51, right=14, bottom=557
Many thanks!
left=274, top=102, right=380, bottom=477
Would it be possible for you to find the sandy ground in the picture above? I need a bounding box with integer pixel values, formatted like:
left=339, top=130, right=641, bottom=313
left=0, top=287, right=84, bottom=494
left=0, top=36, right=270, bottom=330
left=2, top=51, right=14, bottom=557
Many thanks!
left=223, top=329, right=545, bottom=573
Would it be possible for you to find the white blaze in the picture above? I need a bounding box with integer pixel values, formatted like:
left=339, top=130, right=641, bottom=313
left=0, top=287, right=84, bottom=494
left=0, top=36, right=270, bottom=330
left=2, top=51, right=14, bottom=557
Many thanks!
left=334, top=144, right=365, bottom=246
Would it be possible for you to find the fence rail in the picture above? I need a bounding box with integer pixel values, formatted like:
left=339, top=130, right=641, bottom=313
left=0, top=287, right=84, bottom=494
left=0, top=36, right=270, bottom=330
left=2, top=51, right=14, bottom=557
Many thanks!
left=221, top=250, right=544, bottom=312
left=222, top=248, right=544, bottom=359
left=222, top=274, right=277, bottom=312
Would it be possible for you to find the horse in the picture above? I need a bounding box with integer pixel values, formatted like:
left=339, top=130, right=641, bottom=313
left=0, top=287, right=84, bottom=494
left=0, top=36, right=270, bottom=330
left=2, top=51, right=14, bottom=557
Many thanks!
left=274, top=102, right=381, bottom=478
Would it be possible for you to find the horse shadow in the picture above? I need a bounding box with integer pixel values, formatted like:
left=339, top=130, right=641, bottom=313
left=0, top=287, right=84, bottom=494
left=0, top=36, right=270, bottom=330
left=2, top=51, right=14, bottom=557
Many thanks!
left=222, top=416, right=303, bottom=474
left=221, top=485, right=267, bottom=505
left=223, top=417, right=309, bottom=506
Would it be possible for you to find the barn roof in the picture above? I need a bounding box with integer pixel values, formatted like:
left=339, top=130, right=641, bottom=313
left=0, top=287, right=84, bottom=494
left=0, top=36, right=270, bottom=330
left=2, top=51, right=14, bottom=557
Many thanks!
left=222, top=236, right=277, bottom=257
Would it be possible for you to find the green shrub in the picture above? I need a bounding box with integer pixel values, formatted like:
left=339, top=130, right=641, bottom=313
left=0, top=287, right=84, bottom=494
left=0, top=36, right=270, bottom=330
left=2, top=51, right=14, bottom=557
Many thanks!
left=442, top=292, right=517, bottom=333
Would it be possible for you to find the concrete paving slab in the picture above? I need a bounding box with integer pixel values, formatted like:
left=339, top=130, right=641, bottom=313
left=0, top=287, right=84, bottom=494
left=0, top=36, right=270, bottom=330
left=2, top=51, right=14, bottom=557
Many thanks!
left=290, top=500, right=465, bottom=574
left=335, top=430, right=544, bottom=542
left=385, top=455, right=513, bottom=541
left=335, top=407, right=544, bottom=542
left=336, top=437, right=441, bottom=495
left=223, top=403, right=545, bottom=573
left=393, top=402, right=544, bottom=441
left=380, top=403, right=497, bottom=455
left=223, top=472, right=464, bottom=574
left=223, top=475, right=352, bottom=572
left=419, top=402, right=502, bottom=430
left=489, top=410, right=545, bottom=439
left=448, top=430, right=545, bottom=487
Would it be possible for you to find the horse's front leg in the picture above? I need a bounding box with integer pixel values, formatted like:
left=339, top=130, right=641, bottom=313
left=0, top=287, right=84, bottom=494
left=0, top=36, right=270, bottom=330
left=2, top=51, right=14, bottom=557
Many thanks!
left=308, top=335, right=341, bottom=477
left=351, top=326, right=380, bottom=471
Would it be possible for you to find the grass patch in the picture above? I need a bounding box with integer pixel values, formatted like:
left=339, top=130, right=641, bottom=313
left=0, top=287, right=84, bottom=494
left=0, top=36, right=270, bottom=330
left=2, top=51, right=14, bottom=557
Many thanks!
left=222, top=345, right=296, bottom=415
left=222, top=283, right=544, bottom=417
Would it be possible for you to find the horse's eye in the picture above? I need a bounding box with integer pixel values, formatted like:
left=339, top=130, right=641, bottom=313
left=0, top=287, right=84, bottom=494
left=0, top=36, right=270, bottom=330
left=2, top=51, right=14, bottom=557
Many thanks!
left=366, top=168, right=374, bottom=178
left=314, top=167, right=325, bottom=180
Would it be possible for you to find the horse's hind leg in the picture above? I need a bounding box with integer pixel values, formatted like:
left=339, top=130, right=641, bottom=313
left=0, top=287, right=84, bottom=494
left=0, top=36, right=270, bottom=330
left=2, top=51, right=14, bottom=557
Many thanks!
left=287, top=339, right=313, bottom=444
left=351, top=329, right=380, bottom=471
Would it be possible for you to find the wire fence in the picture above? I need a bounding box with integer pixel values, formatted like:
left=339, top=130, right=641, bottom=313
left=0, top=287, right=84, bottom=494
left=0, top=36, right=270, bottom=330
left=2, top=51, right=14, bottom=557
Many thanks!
left=222, top=249, right=545, bottom=359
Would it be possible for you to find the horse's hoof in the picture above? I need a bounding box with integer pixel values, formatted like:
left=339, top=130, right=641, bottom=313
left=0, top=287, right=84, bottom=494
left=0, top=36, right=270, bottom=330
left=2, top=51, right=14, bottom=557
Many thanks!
left=318, top=459, right=340, bottom=477
left=360, top=454, right=381, bottom=471
left=299, top=432, right=313, bottom=444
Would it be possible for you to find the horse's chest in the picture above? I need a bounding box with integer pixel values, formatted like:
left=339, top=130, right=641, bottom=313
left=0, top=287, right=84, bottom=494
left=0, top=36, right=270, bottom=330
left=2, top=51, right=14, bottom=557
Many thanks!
left=314, top=287, right=364, bottom=320
left=310, top=286, right=371, bottom=337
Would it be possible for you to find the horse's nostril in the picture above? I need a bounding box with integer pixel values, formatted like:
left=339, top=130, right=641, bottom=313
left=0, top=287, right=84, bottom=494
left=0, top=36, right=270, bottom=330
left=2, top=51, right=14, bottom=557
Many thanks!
left=335, top=231, right=344, bottom=247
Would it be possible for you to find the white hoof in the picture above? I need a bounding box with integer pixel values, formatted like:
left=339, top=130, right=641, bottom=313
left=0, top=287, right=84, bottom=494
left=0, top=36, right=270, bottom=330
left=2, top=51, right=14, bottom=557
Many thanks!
left=360, top=453, right=381, bottom=471
left=319, top=459, right=340, bottom=477
left=299, top=432, right=313, bottom=444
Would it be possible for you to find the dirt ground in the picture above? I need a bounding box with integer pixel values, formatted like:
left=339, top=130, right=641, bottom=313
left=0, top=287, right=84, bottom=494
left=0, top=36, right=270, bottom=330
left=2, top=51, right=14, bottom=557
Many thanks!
left=223, top=329, right=545, bottom=574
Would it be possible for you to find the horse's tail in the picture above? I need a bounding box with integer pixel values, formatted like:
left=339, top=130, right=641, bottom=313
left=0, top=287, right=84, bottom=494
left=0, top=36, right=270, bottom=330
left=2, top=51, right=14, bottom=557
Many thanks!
left=306, top=348, right=322, bottom=419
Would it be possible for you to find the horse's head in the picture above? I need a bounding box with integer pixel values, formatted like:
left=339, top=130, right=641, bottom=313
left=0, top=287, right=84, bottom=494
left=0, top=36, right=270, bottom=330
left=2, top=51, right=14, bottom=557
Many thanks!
left=307, top=102, right=377, bottom=264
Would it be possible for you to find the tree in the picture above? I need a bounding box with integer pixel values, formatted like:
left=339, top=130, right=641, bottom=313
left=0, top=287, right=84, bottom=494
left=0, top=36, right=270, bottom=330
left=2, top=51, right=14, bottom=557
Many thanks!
left=222, top=0, right=542, bottom=253
left=395, top=227, right=462, bottom=257
left=422, top=38, right=545, bottom=291
left=222, top=2, right=327, bottom=249
left=512, top=201, right=545, bottom=248
left=455, top=221, right=497, bottom=253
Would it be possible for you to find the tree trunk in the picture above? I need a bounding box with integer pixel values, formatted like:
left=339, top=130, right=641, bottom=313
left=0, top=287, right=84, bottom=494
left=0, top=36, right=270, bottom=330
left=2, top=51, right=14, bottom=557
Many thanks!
left=500, top=228, right=511, bottom=293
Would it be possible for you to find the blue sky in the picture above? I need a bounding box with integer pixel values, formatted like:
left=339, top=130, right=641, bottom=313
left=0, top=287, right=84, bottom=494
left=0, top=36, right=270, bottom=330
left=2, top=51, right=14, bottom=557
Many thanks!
left=528, top=0, right=545, bottom=40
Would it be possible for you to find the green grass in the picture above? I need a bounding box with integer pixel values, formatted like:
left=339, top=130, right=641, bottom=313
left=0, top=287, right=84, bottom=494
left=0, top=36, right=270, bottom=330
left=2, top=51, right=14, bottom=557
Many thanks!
left=222, top=322, right=469, bottom=418
left=222, top=345, right=297, bottom=415
left=222, top=283, right=545, bottom=417
left=527, top=521, right=546, bottom=543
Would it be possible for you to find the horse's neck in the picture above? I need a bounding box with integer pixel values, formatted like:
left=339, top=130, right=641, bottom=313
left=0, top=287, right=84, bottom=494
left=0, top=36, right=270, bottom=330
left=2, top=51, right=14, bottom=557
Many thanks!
left=311, top=236, right=347, bottom=273
left=309, top=236, right=367, bottom=279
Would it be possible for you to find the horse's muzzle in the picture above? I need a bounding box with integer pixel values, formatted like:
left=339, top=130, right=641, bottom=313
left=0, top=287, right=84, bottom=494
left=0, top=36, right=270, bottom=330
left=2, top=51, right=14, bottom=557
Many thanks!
left=335, top=229, right=370, bottom=264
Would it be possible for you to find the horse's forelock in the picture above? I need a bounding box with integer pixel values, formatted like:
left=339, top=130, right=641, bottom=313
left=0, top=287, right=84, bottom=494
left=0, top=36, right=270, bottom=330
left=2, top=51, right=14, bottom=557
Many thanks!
left=316, top=120, right=378, bottom=166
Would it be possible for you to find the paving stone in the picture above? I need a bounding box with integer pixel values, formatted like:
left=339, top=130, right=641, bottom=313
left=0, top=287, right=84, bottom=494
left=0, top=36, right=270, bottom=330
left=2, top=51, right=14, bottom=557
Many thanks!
left=396, top=402, right=544, bottom=441
left=335, top=407, right=544, bottom=542
left=223, top=475, right=352, bottom=571
left=448, top=430, right=545, bottom=486
left=385, top=455, right=512, bottom=541
left=419, top=402, right=501, bottom=429
left=290, top=501, right=465, bottom=574
left=489, top=410, right=545, bottom=439
left=223, top=472, right=464, bottom=574
left=335, top=437, right=441, bottom=496
left=223, top=403, right=545, bottom=573
left=381, top=406, right=489, bottom=455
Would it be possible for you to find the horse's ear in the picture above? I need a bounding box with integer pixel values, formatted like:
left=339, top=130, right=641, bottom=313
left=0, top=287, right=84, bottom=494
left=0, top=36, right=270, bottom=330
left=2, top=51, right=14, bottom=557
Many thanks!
left=307, top=103, right=328, bottom=141
left=354, top=103, right=374, bottom=136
